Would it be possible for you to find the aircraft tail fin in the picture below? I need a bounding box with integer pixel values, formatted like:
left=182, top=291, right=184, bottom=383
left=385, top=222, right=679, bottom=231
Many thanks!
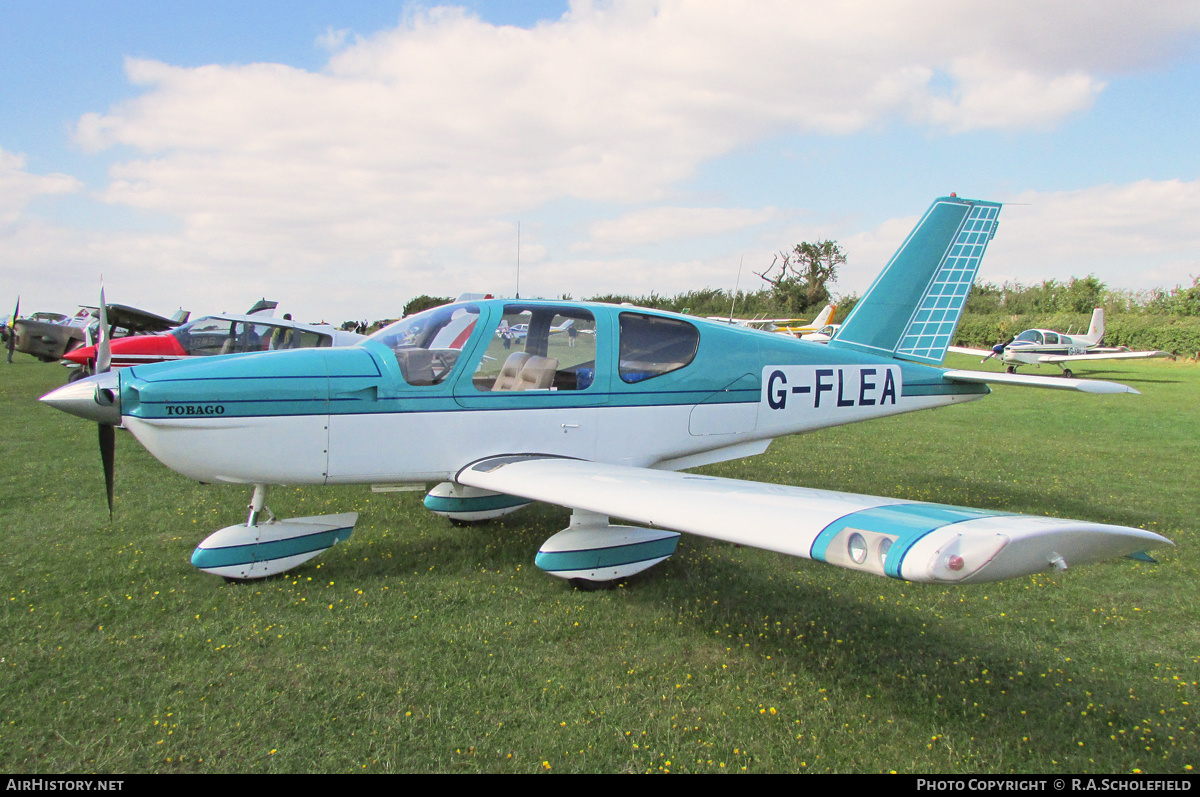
left=828, top=196, right=1001, bottom=365
left=247, top=299, right=279, bottom=316
left=810, top=303, right=835, bottom=327
left=1084, top=308, right=1104, bottom=345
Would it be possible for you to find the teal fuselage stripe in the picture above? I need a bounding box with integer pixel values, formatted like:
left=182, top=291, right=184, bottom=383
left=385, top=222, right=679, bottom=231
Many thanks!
left=126, top=382, right=981, bottom=420
left=423, top=492, right=532, bottom=513
left=810, top=504, right=1002, bottom=578
left=191, top=526, right=355, bottom=569
left=535, top=536, right=681, bottom=573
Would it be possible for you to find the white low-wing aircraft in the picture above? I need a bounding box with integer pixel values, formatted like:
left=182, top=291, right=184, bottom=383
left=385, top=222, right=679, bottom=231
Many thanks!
left=801, top=322, right=841, bottom=343
left=949, top=308, right=1172, bottom=377
left=706, top=303, right=836, bottom=336
left=42, top=196, right=1171, bottom=588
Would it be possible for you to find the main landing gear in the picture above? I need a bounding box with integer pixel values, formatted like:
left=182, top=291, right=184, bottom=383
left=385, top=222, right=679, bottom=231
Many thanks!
left=190, top=484, right=359, bottom=580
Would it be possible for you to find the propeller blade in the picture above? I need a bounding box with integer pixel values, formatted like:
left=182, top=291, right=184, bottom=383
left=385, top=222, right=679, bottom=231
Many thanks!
left=97, top=285, right=111, bottom=374
left=96, top=287, right=115, bottom=515
left=99, top=422, right=115, bottom=517
left=5, top=297, right=15, bottom=361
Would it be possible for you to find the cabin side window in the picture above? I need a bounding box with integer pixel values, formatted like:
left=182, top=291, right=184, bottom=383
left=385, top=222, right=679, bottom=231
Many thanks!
left=472, top=305, right=597, bottom=392
left=618, top=313, right=699, bottom=383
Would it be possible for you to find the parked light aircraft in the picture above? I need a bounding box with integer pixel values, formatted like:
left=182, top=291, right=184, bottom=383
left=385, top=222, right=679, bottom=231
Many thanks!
left=801, top=323, right=841, bottom=343
left=773, top=304, right=837, bottom=337
left=498, top=318, right=575, bottom=341
left=62, top=312, right=364, bottom=378
left=949, top=308, right=1172, bottom=377
left=41, top=197, right=1171, bottom=589
left=11, top=303, right=183, bottom=363
left=706, top=303, right=836, bottom=337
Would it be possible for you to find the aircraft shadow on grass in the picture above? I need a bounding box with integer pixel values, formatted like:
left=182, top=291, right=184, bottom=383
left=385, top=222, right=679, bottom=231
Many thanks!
left=309, top=498, right=1171, bottom=766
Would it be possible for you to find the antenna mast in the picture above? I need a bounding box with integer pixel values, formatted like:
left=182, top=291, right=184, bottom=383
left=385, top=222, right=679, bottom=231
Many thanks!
left=728, top=255, right=743, bottom=323
left=515, top=222, right=521, bottom=300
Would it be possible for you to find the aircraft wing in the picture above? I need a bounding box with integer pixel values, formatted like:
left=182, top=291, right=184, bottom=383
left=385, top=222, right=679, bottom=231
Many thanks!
left=941, top=369, right=1139, bottom=394
left=104, top=304, right=181, bottom=334
left=705, top=316, right=805, bottom=326
left=457, top=455, right=1170, bottom=584
left=1037, top=350, right=1173, bottom=364
left=947, top=345, right=995, bottom=358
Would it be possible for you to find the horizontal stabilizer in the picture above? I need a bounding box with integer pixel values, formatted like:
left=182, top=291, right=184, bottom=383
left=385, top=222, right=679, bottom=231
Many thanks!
left=947, top=345, right=995, bottom=359
left=457, top=456, right=1170, bottom=584
left=942, top=369, right=1138, bottom=394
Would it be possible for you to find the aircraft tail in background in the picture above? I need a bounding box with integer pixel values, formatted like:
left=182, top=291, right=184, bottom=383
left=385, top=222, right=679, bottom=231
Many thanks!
left=829, top=196, right=1001, bottom=365
left=1083, top=308, right=1104, bottom=345
left=809, top=303, right=836, bottom=328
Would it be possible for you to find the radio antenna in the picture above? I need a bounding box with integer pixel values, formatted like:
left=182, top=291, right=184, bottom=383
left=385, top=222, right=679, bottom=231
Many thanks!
left=727, top=255, right=743, bottom=324
left=515, top=221, right=521, bottom=300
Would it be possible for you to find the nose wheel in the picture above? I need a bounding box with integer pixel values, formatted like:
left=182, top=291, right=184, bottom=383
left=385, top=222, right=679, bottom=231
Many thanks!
left=191, top=484, right=359, bottom=580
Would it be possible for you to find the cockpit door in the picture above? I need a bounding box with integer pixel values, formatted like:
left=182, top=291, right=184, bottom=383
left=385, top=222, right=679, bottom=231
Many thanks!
left=451, top=304, right=609, bottom=460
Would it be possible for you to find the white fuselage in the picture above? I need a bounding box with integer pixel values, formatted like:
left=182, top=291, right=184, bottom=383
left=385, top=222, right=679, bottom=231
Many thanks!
left=123, top=364, right=984, bottom=486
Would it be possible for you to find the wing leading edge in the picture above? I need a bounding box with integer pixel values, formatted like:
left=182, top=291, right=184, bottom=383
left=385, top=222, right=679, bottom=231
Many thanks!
left=457, top=455, right=1170, bottom=585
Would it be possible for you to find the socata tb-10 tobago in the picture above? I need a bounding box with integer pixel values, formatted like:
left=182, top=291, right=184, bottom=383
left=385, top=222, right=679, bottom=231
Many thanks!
left=42, top=196, right=1171, bottom=587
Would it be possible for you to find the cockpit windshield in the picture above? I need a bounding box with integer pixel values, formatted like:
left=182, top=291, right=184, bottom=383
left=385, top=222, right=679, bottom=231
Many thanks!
left=367, top=303, right=481, bottom=386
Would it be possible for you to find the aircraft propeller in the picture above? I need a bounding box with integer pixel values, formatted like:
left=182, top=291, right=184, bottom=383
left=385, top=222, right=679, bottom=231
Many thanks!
left=5, top=296, right=17, bottom=362
left=96, top=287, right=115, bottom=516
left=981, top=343, right=1004, bottom=363
left=39, top=287, right=119, bottom=516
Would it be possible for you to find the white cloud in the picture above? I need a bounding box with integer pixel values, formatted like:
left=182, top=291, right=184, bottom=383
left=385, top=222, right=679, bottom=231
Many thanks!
left=983, top=181, right=1200, bottom=290
left=585, top=206, right=777, bottom=249
left=2, top=1, right=1194, bottom=320
left=921, top=57, right=1103, bottom=132
left=0, top=148, right=81, bottom=227
left=835, top=182, right=1200, bottom=299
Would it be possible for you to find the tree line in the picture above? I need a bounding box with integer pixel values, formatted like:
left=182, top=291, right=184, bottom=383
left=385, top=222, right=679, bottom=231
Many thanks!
left=385, top=242, right=1200, bottom=355
left=967, top=275, right=1200, bottom=317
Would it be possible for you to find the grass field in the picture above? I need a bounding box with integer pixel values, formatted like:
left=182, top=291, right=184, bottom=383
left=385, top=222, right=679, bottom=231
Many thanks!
left=1, top=355, right=1196, bottom=773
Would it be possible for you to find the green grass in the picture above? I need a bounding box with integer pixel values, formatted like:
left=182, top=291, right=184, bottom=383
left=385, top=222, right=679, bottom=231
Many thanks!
left=1, top=356, right=1196, bottom=773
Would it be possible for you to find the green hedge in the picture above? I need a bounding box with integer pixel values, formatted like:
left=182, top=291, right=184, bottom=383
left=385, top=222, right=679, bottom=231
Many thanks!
left=954, top=313, right=1200, bottom=359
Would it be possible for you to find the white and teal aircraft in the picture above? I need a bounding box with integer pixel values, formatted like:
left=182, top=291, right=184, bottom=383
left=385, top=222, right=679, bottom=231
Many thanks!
left=41, top=196, right=1171, bottom=588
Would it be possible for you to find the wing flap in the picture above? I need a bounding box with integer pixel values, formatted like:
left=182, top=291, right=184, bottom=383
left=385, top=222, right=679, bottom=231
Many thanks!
left=457, top=456, right=1171, bottom=584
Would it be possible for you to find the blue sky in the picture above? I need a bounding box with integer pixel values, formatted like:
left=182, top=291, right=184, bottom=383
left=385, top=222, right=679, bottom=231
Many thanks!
left=3, top=1, right=1200, bottom=322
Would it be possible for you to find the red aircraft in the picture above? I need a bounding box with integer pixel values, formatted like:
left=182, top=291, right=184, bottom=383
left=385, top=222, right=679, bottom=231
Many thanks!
left=62, top=312, right=364, bottom=379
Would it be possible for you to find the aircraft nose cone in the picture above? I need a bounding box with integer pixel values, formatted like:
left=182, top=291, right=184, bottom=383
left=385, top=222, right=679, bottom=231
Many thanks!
left=40, top=371, right=121, bottom=425
left=62, top=346, right=94, bottom=365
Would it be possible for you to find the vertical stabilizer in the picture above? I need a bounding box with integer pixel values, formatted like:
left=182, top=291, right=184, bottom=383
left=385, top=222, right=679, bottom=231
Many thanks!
left=1083, top=308, right=1104, bottom=345
left=829, top=197, right=1001, bottom=364
left=810, top=303, right=835, bottom=327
